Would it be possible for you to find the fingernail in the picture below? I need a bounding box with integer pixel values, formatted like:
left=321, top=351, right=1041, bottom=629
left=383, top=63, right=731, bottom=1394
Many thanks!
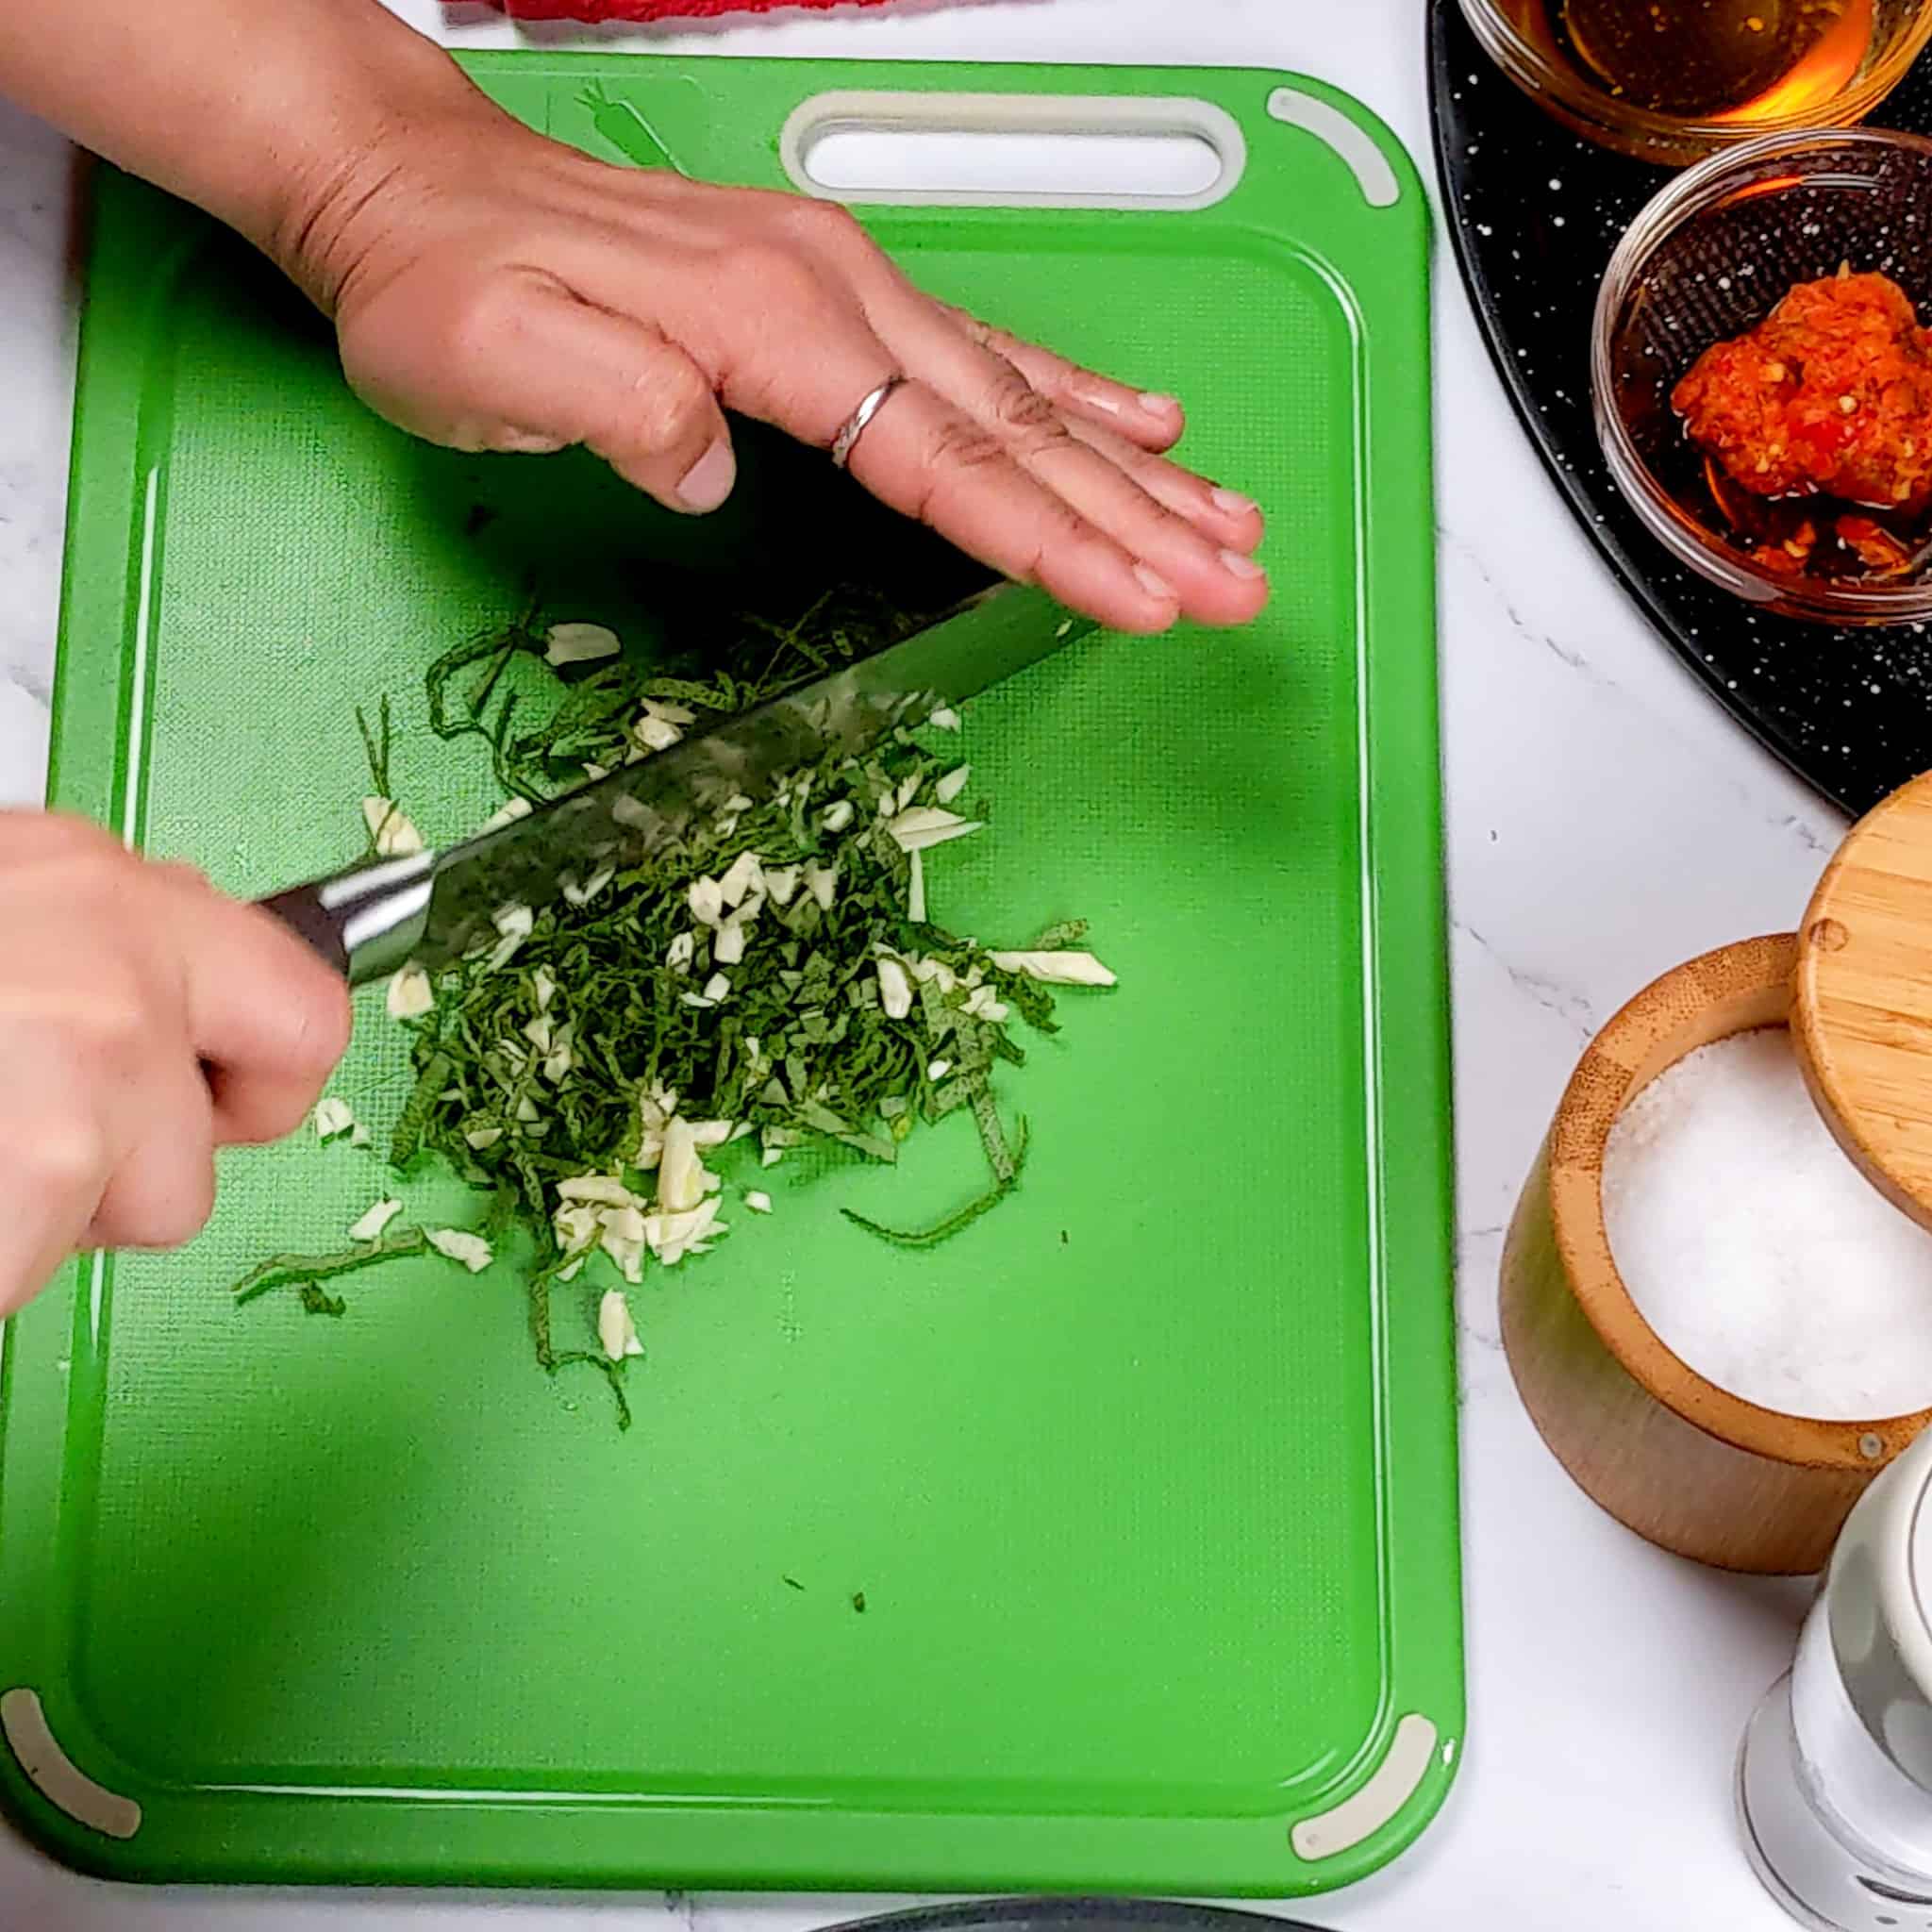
left=1211, top=487, right=1258, bottom=518
left=1140, top=391, right=1180, bottom=414
left=1074, top=382, right=1129, bottom=417
left=1220, top=548, right=1267, bottom=581
left=1134, top=562, right=1177, bottom=602
left=676, top=437, right=737, bottom=513
left=492, top=426, right=569, bottom=456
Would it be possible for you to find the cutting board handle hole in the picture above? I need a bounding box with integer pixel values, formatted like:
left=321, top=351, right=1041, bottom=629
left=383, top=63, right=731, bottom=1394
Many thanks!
left=801, top=129, right=1220, bottom=201
left=781, top=92, right=1247, bottom=212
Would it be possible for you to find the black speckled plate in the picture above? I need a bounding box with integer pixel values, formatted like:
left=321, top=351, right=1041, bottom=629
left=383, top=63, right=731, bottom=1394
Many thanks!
left=1429, top=1, right=1932, bottom=813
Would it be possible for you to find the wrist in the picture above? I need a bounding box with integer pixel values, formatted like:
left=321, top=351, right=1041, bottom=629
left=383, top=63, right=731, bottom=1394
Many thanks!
left=227, top=19, right=502, bottom=313
left=0, top=1, right=491, bottom=312
left=0, top=3, right=506, bottom=308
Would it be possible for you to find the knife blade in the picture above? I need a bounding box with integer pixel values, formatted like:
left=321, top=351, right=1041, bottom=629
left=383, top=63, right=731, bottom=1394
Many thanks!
left=257, top=581, right=1092, bottom=986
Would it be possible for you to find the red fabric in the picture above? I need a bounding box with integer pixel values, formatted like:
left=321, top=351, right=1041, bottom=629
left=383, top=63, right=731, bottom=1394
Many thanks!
left=490, top=0, right=892, bottom=19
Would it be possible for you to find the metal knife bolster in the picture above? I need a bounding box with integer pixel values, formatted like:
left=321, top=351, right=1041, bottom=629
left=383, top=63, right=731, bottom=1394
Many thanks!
left=257, top=851, right=436, bottom=986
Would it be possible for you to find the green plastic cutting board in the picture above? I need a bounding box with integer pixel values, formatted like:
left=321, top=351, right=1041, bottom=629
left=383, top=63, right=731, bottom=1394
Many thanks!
left=0, top=57, right=1459, bottom=1896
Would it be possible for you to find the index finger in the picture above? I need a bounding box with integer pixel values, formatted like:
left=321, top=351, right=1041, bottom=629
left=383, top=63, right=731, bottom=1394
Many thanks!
left=165, top=879, right=354, bottom=1143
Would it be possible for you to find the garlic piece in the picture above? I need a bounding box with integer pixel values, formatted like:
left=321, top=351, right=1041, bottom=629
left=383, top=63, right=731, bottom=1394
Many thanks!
left=426, top=1228, right=493, bottom=1274
left=487, top=902, right=535, bottom=971
left=557, top=1174, right=643, bottom=1209
left=987, top=949, right=1118, bottom=988
left=480, top=795, right=533, bottom=833
left=804, top=862, right=839, bottom=912
left=888, top=806, right=984, bottom=853
left=553, top=1204, right=601, bottom=1256
left=962, top=985, right=1010, bottom=1024
left=719, top=851, right=764, bottom=908
left=560, top=866, right=615, bottom=908
left=658, top=1118, right=708, bottom=1214
left=876, top=956, right=914, bottom=1020
left=598, top=1208, right=647, bottom=1284
left=347, top=1199, right=403, bottom=1242
left=598, top=1289, right=646, bottom=1361
left=361, top=796, right=425, bottom=858
left=544, top=621, right=622, bottom=668
left=633, top=704, right=686, bottom=753
left=643, top=1196, right=724, bottom=1266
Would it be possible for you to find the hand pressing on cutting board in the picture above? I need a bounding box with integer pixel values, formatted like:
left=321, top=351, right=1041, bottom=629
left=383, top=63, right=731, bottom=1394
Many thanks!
left=0, top=0, right=1267, bottom=637
left=0, top=816, right=352, bottom=1314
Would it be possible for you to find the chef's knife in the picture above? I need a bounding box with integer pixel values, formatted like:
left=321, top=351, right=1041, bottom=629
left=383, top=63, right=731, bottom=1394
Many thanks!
left=257, top=581, right=1092, bottom=985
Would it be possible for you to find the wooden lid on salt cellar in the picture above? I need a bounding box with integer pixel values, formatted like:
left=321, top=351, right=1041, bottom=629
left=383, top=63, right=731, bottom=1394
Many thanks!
left=1794, top=769, right=1932, bottom=1239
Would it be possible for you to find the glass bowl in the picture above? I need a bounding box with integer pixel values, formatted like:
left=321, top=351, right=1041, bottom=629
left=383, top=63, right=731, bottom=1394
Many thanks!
left=1593, top=127, right=1932, bottom=625
left=1458, top=0, right=1932, bottom=164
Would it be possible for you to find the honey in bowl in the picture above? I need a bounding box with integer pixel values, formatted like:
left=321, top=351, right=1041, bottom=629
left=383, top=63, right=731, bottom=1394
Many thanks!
left=1503, top=0, right=1876, bottom=123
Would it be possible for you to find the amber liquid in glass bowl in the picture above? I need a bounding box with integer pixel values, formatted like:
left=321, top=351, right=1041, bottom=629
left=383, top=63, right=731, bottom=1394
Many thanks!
left=1506, top=0, right=1877, bottom=123
left=1465, top=0, right=1932, bottom=158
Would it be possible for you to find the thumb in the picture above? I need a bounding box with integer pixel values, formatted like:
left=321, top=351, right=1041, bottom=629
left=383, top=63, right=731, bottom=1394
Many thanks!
left=341, top=266, right=738, bottom=514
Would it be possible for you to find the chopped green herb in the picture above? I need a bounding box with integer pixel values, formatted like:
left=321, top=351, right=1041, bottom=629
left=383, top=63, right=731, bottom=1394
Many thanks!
left=357, top=695, right=394, bottom=803
left=841, top=1117, right=1030, bottom=1249
left=242, top=578, right=1115, bottom=1427
left=228, top=1224, right=430, bottom=1306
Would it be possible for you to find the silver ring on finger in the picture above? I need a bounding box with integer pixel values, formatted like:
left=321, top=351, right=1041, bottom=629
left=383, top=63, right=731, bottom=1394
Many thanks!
left=830, top=375, right=908, bottom=471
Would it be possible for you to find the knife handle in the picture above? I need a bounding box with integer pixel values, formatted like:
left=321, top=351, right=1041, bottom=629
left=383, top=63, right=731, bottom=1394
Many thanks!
left=255, top=852, right=436, bottom=988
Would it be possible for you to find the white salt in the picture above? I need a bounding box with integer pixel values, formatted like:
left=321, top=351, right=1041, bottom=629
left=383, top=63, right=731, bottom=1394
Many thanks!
left=1603, top=1026, right=1932, bottom=1420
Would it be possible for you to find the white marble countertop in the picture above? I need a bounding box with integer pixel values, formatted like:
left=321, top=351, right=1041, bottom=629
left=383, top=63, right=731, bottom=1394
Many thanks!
left=0, top=0, right=1855, bottom=1926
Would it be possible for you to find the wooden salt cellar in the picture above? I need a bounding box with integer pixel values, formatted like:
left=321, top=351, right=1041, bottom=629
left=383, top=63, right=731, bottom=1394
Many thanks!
left=1502, top=758, right=1932, bottom=1574
left=1500, top=934, right=1923, bottom=1574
